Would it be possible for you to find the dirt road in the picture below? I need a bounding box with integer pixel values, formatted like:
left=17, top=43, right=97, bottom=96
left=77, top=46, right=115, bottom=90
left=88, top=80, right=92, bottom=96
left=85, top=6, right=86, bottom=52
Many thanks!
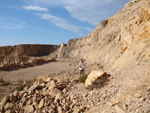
left=0, top=62, right=76, bottom=82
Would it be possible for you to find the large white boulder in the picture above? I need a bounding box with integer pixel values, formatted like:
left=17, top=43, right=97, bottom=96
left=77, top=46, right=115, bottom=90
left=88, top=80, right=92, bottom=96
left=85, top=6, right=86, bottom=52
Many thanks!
left=85, top=70, right=106, bottom=88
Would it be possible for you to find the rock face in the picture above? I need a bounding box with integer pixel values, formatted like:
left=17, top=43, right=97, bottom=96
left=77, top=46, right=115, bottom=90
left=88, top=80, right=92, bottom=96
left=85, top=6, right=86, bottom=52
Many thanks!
left=0, top=44, right=59, bottom=70
left=58, top=0, right=150, bottom=71
left=0, top=44, right=59, bottom=56
left=57, top=0, right=150, bottom=112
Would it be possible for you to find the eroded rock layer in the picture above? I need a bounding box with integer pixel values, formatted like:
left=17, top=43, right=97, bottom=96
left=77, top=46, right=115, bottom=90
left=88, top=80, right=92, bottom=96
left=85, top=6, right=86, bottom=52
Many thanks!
left=0, top=44, right=59, bottom=70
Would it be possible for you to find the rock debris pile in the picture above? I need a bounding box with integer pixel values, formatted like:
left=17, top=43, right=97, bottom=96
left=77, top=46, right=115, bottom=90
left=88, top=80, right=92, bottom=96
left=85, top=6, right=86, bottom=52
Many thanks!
left=0, top=75, right=86, bottom=113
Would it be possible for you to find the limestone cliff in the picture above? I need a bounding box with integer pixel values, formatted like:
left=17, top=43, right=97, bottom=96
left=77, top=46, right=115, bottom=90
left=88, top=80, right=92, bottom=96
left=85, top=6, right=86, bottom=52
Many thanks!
left=58, top=0, right=150, bottom=72
left=58, top=0, right=150, bottom=112
left=0, top=44, right=59, bottom=70
left=0, top=44, right=59, bottom=56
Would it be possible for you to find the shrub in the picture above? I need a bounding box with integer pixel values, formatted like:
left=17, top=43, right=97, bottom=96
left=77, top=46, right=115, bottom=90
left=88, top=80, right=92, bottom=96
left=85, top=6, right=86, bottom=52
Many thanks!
left=1, top=81, right=10, bottom=86
left=18, top=84, right=26, bottom=91
left=0, top=78, right=10, bottom=86
left=78, top=73, right=89, bottom=83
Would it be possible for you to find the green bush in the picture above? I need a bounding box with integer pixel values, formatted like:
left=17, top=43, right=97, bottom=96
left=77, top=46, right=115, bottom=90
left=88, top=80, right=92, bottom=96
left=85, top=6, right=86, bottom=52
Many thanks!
left=1, top=81, right=10, bottom=86
left=18, top=84, right=26, bottom=91
left=78, top=73, right=89, bottom=83
left=0, top=78, right=10, bottom=86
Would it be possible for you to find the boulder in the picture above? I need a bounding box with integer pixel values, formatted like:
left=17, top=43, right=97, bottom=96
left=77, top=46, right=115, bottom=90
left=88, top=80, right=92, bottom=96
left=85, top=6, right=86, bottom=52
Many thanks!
left=58, top=106, right=63, bottom=113
left=24, top=105, right=34, bottom=113
left=38, top=99, right=44, bottom=109
left=36, top=76, right=51, bottom=82
left=0, top=96, right=10, bottom=108
left=85, top=70, right=106, bottom=88
left=28, top=82, right=40, bottom=92
left=4, top=103, right=13, bottom=110
left=9, top=94, right=17, bottom=102
left=49, top=80, right=57, bottom=89
left=49, top=88, right=62, bottom=97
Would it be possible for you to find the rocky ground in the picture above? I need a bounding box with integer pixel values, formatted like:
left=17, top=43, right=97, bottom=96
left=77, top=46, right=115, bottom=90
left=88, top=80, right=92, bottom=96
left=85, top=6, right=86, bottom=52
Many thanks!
left=1, top=59, right=149, bottom=113
left=0, top=62, right=103, bottom=113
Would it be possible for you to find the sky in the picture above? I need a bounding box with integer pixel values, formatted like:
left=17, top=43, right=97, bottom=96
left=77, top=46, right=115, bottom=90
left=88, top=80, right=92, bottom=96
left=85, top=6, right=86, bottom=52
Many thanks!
left=0, top=0, right=130, bottom=46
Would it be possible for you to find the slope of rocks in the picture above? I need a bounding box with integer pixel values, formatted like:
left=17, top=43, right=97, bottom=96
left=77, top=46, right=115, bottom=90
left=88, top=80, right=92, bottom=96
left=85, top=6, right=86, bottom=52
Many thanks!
left=57, top=0, right=150, bottom=112
left=0, top=69, right=87, bottom=113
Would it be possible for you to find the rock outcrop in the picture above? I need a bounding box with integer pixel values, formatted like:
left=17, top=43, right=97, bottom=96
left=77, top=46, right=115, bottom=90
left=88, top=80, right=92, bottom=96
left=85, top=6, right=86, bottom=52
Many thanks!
left=57, top=0, right=150, bottom=112
left=0, top=44, right=59, bottom=56
left=0, top=44, right=59, bottom=70
left=58, top=0, right=150, bottom=71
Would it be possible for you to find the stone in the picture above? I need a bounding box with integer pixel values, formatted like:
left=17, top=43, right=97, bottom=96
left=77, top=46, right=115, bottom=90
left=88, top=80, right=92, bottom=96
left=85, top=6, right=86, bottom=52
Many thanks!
left=5, top=110, right=11, bottom=113
left=58, top=106, right=63, bottom=113
left=49, top=88, right=62, bottom=97
left=62, top=89, right=67, bottom=93
left=63, top=105, right=70, bottom=111
left=54, top=93, right=62, bottom=102
left=114, top=105, right=126, bottom=113
left=23, top=92, right=28, bottom=98
left=21, top=98, right=26, bottom=105
left=4, top=103, right=13, bottom=110
left=18, top=91, right=25, bottom=99
left=73, top=107, right=80, bottom=113
left=40, top=83, right=45, bottom=87
left=48, top=109, right=53, bottom=113
left=42, top=88, right=49, bottom=96
left=46, top=81, right=51, bottom=88
left=38, top=99, right=44, bottom=109
left=83, top=93, right=88, bottom=97
left=28, top=90, right=34, bottom=95
left=49, top=80, right=56, bottom=89
left=24, top=105, right=34, bottom=113
left=85, top=70, right=106, bottom=88
left=26, top=100, right=32, bottom=105
left=36, top=76, right=51, bottom=82
left=134, top=92, right=143, bottom=98
left=28, top=82, right=40, bottom=92
left=42, top=90, right=49, bottom=96
left=0, top=96, right=10, bottom=107
left=13, top=90, right=18, bottom=97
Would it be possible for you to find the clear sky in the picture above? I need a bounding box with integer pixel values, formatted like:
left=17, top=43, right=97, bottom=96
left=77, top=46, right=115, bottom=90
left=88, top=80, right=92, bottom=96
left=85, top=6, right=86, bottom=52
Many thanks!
left=0, top=0, right=130, bottom=46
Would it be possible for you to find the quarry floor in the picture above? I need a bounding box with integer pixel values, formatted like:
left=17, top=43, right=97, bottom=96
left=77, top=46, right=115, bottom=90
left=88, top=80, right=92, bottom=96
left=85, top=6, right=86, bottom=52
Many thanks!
left=0, top=61, right=77, bottom=101
left=0, top=62, right=76, bottom=82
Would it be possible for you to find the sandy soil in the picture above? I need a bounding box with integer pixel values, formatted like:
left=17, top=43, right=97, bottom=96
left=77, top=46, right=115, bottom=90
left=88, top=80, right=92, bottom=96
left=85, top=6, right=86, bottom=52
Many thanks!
left=0, top=62, right=77, bottom=82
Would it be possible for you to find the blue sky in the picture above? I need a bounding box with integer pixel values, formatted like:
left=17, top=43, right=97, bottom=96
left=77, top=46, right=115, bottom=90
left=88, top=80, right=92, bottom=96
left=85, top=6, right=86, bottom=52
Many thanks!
left=0, top=0, right=130, bottom=46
